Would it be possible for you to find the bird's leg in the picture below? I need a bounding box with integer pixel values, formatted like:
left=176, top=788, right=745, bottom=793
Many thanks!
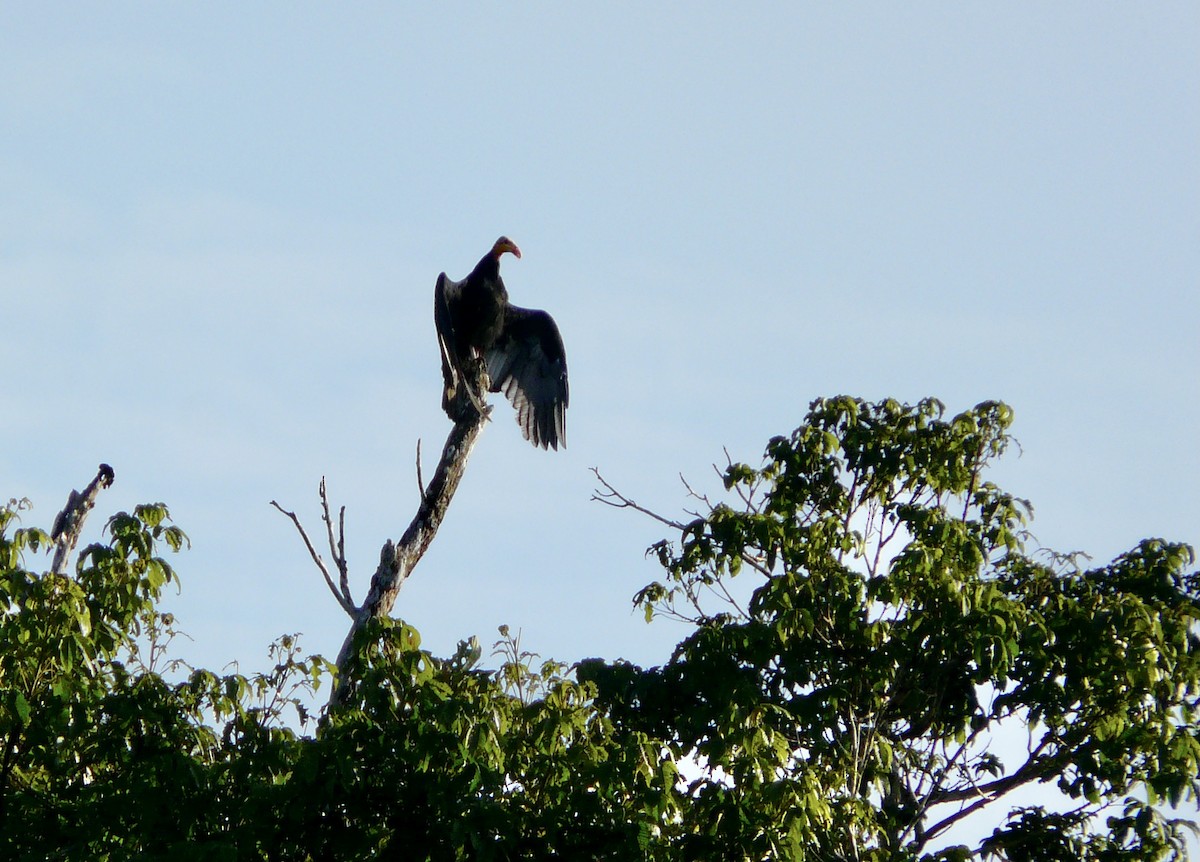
left=463, top=357, right=493, bottom=420
left=439, top=336, right=492, bottom=423
left=444, top=379, right=490, bottom=424
left=444, top=355, right=492, bottom=423
left=464, top=385, right=492, bottom=419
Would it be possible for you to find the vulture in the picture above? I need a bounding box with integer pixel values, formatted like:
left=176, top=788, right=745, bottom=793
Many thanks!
left=434, top=237, right=569, bottom=450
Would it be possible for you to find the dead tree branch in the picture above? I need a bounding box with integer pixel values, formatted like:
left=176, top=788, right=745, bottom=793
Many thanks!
left=274, top=362, right=492, bottom=710
left=318, top=478, right=351, bottom=608
left=590, top=468, right=688, bottom=531
left=50, top=463, right=115, bottom=575
left=270, top=494, right=355, bottom=618
left=327, top=405, right=489, bottom=707
left=415, top=439, right=427, bottom=502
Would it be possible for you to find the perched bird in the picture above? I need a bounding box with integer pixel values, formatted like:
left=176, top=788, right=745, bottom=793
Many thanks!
left=434, top=237, right=569, bottom=450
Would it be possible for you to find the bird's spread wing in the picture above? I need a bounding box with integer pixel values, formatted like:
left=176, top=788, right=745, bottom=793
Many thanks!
left=486, top=305, right=569, bottom=450
left=434, top=272, right=461, bottom=391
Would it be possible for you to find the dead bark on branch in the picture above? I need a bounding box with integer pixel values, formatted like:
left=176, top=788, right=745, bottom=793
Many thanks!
left=275, top=372, right=491, bottom=710
left=329, top=408, right=487, bottom=706
left=50, top=463, right=115, bottom=575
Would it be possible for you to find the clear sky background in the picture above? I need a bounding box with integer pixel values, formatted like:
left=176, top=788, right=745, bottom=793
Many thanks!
left=3, top=2, right=1198, bottom=845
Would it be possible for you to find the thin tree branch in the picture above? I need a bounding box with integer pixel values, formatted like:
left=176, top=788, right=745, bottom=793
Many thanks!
left=270, top=499, right=356, bottom=618
left=415, top=438, right=427, bottom=502
left=682, top=471, right=712, bottom=509
left=929, top=732, right=1056, bottom=806
left=50, top=463, right=115, bottom=576
left=922, top=792, right=995, bottom=847
left=320, top=478, right=338, bottom=567
left=707, top=575, right=749, bottom=619
left=921, top=734, right=1060, bottom=844
left=337, top=504, right=349, bottom=604
left=898, top=723, right=986, bottom=850
left=591, top=468, right=688, bottom=531
left=317, top=478, right=352, bottom=608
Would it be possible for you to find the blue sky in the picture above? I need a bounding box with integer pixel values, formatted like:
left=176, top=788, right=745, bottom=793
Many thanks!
left=3, top=2, right=1198, bottom=836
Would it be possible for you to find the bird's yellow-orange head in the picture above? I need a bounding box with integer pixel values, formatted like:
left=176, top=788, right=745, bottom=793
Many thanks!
left=491, top=236, right=521, bottom=260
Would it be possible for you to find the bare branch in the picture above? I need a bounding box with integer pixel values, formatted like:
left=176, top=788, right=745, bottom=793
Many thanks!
left=591, top=468, right=688, bottom=531
left=329, top=395, right=490, bottom=708
left=337, top=504, right=349, bottom=604
left=270, top=354, right=493, bottom=711
left=929, top=732, right=1056, bottom=806
left=317, top=478, right=352, bottom=608
left=415, top=438, right=427, bottom=502
left=897, top=723, right=987, bottom=850
left=923, top=792, right=995, bottom=845
left=320, top=478, right=337, bottom=565
left=737, top=552, right=774, bottom=579
left=50, top=463, right=115, bottom=575
left=270, top=498, right=356, bottom=618
left=679, top=472, right=714, bottom=512
left=921, top=733, right=1060, bottom=844
left=709, top=574, right=749, bottom=618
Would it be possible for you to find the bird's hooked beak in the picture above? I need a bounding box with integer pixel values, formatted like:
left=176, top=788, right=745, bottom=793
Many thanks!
left=493, top=236, right=522, bottom=260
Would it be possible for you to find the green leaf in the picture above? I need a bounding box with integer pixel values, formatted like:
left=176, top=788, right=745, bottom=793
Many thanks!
left=13, top=690, right=31, bottom=723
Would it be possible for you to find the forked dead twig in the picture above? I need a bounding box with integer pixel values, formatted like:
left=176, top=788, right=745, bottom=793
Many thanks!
left=270, top=497, right=356, bottom=618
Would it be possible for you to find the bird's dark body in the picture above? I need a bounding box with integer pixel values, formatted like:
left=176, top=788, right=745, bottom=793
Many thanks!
left=434, top=238, right=569, bottom=450
left=446, top=254, right=507, bottom=361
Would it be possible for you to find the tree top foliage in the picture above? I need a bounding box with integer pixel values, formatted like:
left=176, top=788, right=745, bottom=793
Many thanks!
left=2, top=396, right=1197, bottom=860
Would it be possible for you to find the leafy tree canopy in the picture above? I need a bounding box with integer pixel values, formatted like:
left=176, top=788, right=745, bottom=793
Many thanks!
left=2, top=397, right=1197, bottom=860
